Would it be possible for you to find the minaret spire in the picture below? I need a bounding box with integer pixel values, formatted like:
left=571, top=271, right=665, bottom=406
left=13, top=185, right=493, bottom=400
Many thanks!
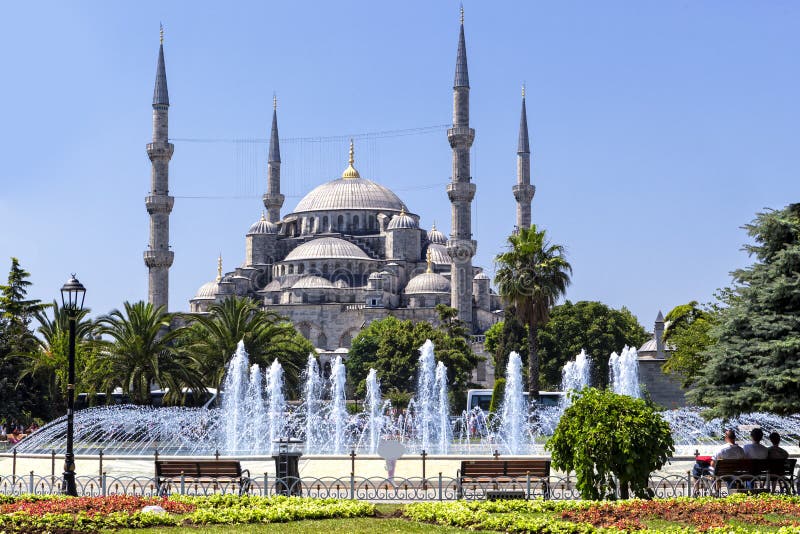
left=144, top=27, right=175, bottom=311
left=446, top=7, right=477, bottom=332
left=263, top=93, right=284, bottom=223
left=513, top=84, right=535, bottom=231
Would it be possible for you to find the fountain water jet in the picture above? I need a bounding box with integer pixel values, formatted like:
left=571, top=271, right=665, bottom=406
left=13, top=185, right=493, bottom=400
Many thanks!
left=221, top=340, right=250, bottom=454
left=498, top=351, right=528, bottom=454
left=328, top=356, right=348, bottom=454
left=609, top=346, right=641, bottom=398
left=302, top=354, right=324, bottom=454
left=365, top=369, right=383, bottom=454
left=265, top=359, right=286, bottom=454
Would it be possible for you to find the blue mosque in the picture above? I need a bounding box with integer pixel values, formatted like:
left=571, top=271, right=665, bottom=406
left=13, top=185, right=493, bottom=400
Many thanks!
left=143, top=13, right=535, bottom=379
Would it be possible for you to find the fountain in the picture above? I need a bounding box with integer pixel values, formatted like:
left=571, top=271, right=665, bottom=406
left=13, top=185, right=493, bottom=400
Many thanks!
left=11, top=338, right=800, bottom=459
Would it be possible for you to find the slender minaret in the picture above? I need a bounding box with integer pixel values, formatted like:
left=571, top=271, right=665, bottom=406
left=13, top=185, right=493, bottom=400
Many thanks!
left=513, top=85, right=535, bottom=232
left=144, top=26, right=175, bottom=311
left=446, top=7, right=477, bottom=332
left=654, top=310, right=666, bottom=359
left=262, top=95, right=284, bottom=223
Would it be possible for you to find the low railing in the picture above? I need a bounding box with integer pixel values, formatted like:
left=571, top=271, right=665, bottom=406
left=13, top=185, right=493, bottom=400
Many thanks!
left=3, top=472, right=781, bottom=500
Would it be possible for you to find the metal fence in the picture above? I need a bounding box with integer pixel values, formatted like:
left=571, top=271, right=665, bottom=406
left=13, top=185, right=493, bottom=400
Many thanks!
left=3, top=472, right=769, bottom=500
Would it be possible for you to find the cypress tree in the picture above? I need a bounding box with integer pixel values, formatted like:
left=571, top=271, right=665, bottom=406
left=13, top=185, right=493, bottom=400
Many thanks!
left=689, top=204, right=800, bottom=417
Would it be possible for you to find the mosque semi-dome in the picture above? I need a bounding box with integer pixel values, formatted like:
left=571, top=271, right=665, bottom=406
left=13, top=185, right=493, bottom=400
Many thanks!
left=284, top=237, right=370, bottom=261
left=387, top=209, right=418, bottom=230
left=427, top=243, right=450, bottom=265
left=194, top=280, right=219, bottom=299
left=292, top=276, right=335, bottom=290
left=248, top=214, right=278, bottom=235
left=404, top=272, right=451, bottom=294
left=427, top=224, right=447, bottom=245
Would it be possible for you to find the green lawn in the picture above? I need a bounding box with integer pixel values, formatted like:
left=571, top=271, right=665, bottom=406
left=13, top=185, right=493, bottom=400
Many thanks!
left=117, top=518, right=494, bottom=534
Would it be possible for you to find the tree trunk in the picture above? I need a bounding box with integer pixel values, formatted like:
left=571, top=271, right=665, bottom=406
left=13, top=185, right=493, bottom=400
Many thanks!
left=528, top=322, right=539, bottom=402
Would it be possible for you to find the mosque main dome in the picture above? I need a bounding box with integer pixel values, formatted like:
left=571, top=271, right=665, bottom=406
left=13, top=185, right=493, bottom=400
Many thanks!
left=292, top=176, right=407, bottom=214
left=291, top=141, right=407, bottom=214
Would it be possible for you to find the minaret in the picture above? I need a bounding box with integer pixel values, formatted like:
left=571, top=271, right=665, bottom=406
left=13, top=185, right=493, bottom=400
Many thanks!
left=144, top=26, right=175, bottom=311
left=513, top=85, right=535, bottom=232
left=446, top=7, right=477, bottom=332
left=263, top=95, right=284, bottom=223
left=654, top=310, right=666, bottom=359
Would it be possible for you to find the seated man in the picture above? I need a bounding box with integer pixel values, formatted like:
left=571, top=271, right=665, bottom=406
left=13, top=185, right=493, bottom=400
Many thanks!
left=767, top=432, right=789, bottom=460
left=712, top=429, right=745, bottom=470
left=743, top=428, right=769, bottom=459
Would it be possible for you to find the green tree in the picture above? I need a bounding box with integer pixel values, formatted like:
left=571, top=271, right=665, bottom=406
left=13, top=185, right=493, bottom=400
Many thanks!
left=0, top=258, right=49, bottom=420
left=347, top=306, right=479, bottom=406
left=484, top=306, right=529, bottom=379
left=662, top=300, right=717, bottom=387
left=546, top=388, right=674, bottom=500
left=538, top=301, right=649, bottom=390
left=688, top=204, right=800, bottom=417
left=488, top=377, right=505, bottom=415
left=180, top=296, right=312, bottom=394
left=95, top=301, right=204, bottom=405
left=495, top=225, right=572, bottom=397
left=19, top=301, right=104, bottom=417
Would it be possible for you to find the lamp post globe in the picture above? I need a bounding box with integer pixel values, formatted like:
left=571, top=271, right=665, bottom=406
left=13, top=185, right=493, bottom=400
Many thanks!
left=60, top=274, right=85, bottom=497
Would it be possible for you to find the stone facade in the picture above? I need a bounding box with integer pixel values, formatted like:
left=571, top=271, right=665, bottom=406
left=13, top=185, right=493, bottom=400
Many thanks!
left=637, top=312, right=687, bottom=408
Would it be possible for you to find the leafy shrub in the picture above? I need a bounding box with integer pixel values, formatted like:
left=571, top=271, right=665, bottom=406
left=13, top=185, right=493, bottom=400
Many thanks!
left=546, top=388, right=674, bottom=500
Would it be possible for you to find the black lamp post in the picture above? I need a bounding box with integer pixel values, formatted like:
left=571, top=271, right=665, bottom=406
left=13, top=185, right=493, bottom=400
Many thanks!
left=60, top=274, right=85, bottom=497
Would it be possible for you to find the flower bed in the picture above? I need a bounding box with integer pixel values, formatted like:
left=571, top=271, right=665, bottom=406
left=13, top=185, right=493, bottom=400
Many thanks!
left=405, top=495, right=800, bottom=533
left=0, top=494, right=375, bottom=532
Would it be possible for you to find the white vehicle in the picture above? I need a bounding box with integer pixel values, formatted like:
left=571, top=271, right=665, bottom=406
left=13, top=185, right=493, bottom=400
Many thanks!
left=466, top=389, right=563, bottom=414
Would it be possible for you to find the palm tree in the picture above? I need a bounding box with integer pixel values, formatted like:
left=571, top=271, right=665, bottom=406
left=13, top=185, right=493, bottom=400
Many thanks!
left=95, top=301, right=204, bottom=405
left=495, top=225, right=572, bottom=398
left=20, top=301, right=95, bottom=416
left=180, top=296, right=313, bottom=394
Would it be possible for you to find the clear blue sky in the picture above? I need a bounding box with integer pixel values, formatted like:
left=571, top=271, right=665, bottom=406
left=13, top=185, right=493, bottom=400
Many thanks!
left=1, top=1, right=798, bottom=330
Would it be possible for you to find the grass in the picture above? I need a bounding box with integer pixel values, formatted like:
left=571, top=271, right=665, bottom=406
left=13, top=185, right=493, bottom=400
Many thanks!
left=117, top=518, right=495, bottom=533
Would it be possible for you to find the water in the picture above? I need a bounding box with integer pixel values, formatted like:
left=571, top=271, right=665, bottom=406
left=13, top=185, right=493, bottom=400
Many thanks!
left=609, top=346, right=641, bottom=398
left=364, top=369, right=383, bottom=454
left=497, top=352, right=527, bottom=454
left=13, top=340, right=800, bottom=457
left=561, top=349, right=592, bottom=409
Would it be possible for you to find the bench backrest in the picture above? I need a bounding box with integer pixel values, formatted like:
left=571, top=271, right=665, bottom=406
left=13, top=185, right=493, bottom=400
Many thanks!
left=715, top=458, right=796, bottom=477
left=460, top=460, right=550, bottom=478
left=156, top=460, right=242, bottom=479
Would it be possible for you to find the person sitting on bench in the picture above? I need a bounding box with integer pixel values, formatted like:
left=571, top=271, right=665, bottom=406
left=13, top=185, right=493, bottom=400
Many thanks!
left=711, top=429, right=745, bottom=472
left=743, top=428, right=769, bottom=459
left=767, top=432, right=789, bottom=460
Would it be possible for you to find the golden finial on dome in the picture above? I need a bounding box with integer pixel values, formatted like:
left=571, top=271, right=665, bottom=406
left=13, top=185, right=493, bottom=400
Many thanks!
left=426, top=249, right=433, bottom=273
left=260, top=211, right=266, bottom=221
left=341, top=139, right=360, bottom=179
left=160, top=23, right=164, bottom=45
left=216, top=254, right=222, bottom=282
left=431, top=221, right=437, bottom=231
left=400, top=206, right=406, bottom=217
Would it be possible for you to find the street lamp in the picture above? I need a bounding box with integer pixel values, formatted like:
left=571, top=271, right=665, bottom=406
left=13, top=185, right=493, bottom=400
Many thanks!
left=60, top=274, right=85, bottom=497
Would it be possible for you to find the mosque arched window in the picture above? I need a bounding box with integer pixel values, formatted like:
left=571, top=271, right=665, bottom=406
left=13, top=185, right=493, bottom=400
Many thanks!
left=337, top=215, right=344, bottom=230
left=288, top=264, right=294, bottom=274
left=353, top=215, right=359, bottom=230
left=299, top=324, right=311, bottom=339
left=298, top=264, right=304, bottom=274
left=317, top=333, right=327, bottom=349
left=323, top=216, right=329, bottom=231
left=340, top=331, right=353, bottom=348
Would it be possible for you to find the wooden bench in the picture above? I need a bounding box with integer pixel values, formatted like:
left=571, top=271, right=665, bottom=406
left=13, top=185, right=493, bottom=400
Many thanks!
left=698, top=458, right=797, bottom=496
left=458, top=459, right=551, bottom=500
left=155, top=460, right=252, bottom=496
